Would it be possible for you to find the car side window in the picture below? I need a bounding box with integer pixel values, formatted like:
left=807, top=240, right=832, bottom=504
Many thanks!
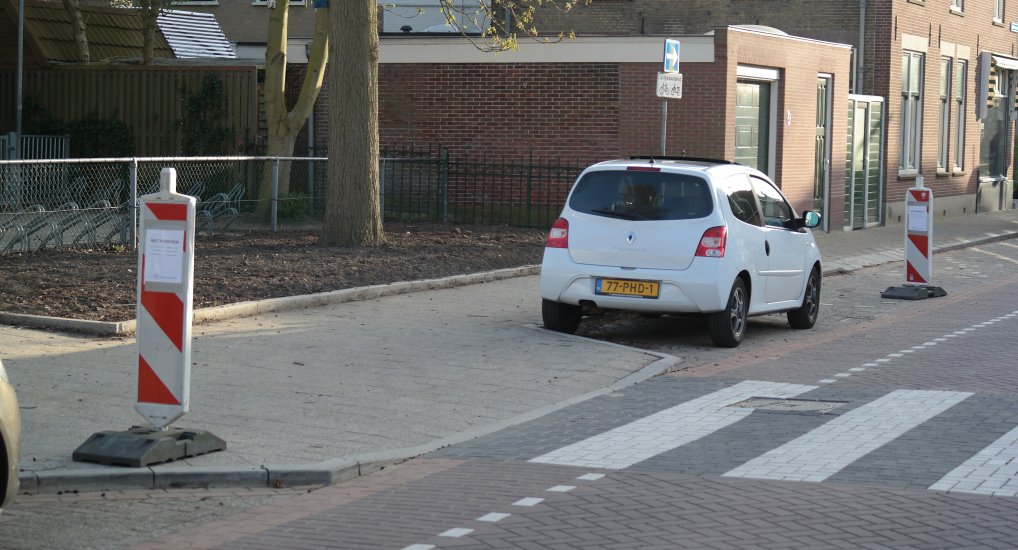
left=751, top=176, right=795, bottom=229
left=724, top=174, right=762, bottom=226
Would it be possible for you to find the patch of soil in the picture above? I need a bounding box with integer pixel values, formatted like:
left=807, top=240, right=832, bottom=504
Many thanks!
left=0, top=223, right=548, bottom=322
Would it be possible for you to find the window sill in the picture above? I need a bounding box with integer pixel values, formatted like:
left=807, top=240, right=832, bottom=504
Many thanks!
left=949, top=7, right=965, bottom=16
left=993, top=19, right=1005, bottom=27
left=898, top=170, right=920, bottom=180
left=952, top=169, right=968, bottom=176
left=936, top=169, right=951, bottom=177
left=907, top=0, right=925, bottom=5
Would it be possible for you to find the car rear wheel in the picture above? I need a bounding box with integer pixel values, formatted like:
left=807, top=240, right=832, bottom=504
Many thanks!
left=542, top=299, right=582, bottom=334
left=709, top=278, right=747, bottom=348
left=787, top=267, right=821, bottom=329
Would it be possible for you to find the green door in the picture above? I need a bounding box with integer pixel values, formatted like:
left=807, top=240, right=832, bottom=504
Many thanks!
left=735, top=81, right=770, bottom=172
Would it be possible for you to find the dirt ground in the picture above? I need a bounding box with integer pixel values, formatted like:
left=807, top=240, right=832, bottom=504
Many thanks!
left=0, top=223, right=548, bottom=323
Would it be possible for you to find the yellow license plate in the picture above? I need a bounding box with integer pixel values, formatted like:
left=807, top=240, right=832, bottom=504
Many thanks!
left=595, top=278, right=660, bottom=299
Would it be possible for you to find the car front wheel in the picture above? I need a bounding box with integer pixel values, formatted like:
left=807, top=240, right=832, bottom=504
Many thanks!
left=709, top=278, right=748, bottom=348
left=542, top=299, right=582, bottom=334
left=787, top=267, right=821, bottom=329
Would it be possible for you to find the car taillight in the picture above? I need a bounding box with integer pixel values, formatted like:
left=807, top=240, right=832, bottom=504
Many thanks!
left=546, top=217, right=569, bottom=249
left=695, top=226, right=727, bottom=258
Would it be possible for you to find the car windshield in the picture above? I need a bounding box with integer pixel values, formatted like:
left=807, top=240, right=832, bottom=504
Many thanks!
left=568, top=169, right=713, bottom=221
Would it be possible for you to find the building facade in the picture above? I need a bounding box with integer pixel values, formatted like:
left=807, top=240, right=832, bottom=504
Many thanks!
left=532, top=0, right=1018, bottom=224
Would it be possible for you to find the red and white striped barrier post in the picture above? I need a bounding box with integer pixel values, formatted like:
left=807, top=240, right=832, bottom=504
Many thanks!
left=135, top=167, right=196, bottom=429
left=882, top=176, right=947, bottom=300
left=73, top=168, right=225, bottom=467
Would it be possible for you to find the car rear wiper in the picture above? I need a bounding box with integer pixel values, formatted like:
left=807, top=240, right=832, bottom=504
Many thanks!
left=590, top=209, right=638, bottom=220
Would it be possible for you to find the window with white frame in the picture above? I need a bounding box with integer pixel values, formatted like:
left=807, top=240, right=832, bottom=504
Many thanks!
left=951, top=0, right=963, bottom=12
left=996, top=0, right=1005, bottom=22
left=938, top=57, right=951, bottom=170
left=900, top=51, right=924, bottom=173
left=953, top=59, right=967, bottom=171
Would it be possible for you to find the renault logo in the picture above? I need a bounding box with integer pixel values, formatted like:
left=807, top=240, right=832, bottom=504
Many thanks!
left=626, top=231, right=635, bottom=245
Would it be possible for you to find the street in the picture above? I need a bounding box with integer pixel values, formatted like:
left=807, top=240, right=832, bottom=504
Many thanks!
left=4, top=239, right=1018, bottom=548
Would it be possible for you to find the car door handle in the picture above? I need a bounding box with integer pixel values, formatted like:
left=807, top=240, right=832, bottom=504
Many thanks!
left=765, top=240, right=770, bottom=256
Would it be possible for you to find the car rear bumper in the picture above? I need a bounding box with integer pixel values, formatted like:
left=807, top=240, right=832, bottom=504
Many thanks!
left=539, top=249, right=731, bottom=313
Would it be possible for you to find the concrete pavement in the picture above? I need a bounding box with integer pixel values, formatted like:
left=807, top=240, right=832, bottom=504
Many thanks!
left=3, top=209, right=1018, bottom=495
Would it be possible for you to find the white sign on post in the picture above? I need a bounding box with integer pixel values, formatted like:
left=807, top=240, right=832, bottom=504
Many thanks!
left=656, top=72, right=683, bottom=99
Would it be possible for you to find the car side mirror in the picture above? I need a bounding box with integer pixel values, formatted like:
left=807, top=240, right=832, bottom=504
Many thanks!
left=801, top=211, right=821, bottom=229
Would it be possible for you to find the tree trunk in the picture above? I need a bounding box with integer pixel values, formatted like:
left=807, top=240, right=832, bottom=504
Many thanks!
left=140, top=0, right=162, bottom=65
left=62, top=0, right=90, bottom=63
left=321, top=0, right=383, bottom=246
left=255, top=2, right=330, bottom=218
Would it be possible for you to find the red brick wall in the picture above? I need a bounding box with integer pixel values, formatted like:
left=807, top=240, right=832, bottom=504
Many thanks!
left=377, top=63, right=621, bottom=161
left=290, top=32, right=850, bottom=224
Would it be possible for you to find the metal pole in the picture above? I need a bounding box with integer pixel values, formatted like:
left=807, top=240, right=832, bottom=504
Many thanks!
left=660, top=99, right=667, bottom=156
left=129, top=158, right=138, bottom=248
left=16, top=0, right=25, bottom=160
left=270, top=158, right=279, bottom=231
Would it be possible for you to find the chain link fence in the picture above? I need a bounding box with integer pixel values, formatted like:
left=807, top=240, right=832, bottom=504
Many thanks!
left=0, top=150, right=586, bottom=254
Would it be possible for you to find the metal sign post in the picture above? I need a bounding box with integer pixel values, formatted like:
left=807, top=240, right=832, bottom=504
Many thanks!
left=73, top=168, right=225, bottom=467
left=659, top=39, right=682, bottom=156
left=881, top=177, right=947, bottom=300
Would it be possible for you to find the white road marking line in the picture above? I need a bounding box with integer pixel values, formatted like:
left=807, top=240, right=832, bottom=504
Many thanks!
left=834, top=373, right=851, bottom=378
left=529, top=381, right=816, bottom=469
left=439, top=528, right=474, bottom=538
left=577, top=473, right=605, bottom=481
left=402, top=545, right=435, bottom=550
left=723, top=389, right=972, bottom=482
left=547, top=485, right=575, bottom=493
left=849, top=367, right=866, bottom=372
left=929, top=424, right=1018, bottom=497
left=513, top=497, right=544, bottom=507
left=876, top=358, right=892, bottom=363
left=819, top=379, right=836, bottom=384
left=477, top=512, right=511, bottom=522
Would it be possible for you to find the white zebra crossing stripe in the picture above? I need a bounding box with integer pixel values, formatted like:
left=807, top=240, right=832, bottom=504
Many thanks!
left=723, top=389, right=972, bottom=482
left=929, top=424, right=1018, bottom=496
left=528, top=380, right=816, bottom=469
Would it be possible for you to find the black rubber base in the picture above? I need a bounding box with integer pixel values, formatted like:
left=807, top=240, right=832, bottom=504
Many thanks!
left=73, top=426, right=227, bottom=468
left=881, top=285, right=948, bottom=300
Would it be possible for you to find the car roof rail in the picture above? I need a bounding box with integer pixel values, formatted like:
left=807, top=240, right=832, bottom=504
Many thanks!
left=628, top=155, right=737, bottom=165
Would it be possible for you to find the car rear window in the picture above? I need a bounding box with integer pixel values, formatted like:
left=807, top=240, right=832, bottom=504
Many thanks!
left=568, top=170, right=713, bottom=221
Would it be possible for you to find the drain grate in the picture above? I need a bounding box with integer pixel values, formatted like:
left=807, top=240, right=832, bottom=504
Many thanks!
left=728, top=397, right=847, bottom=413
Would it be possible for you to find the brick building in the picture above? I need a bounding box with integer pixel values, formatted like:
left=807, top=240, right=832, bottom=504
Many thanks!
left=531, top=0, right=1018, bottom=226
left=368, top=27, right=851, bottom=227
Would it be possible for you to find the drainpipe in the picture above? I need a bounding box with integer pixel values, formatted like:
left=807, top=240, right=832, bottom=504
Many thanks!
left=857, top=0, right=867, bottom=94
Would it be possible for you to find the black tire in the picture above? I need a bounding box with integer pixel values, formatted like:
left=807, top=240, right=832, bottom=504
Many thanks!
left=542, top=299, right=582, bottom=334
left=787, top=267, right=821, bottom=329
left=709, top=278, right=748, bottom=348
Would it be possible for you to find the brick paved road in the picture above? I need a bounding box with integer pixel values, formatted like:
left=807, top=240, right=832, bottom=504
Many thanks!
left=14, top=242, right=1018, bottom=549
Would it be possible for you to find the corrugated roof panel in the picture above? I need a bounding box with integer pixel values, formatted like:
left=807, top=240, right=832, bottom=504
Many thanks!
left=158, top=10, right=236, bottom=59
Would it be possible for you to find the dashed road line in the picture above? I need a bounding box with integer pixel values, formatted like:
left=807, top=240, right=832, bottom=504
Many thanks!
left=818, top=310, right=1018, bottom=385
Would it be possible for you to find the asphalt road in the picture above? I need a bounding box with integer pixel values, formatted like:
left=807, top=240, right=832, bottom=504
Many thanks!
left=4, top=240, right=1018, bottom=549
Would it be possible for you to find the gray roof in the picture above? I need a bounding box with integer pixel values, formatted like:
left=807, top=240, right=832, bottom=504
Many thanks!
left=157, top=9, right=236, bottom=59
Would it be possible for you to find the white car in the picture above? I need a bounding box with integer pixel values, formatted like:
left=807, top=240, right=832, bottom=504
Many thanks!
left=0, top=359, right=19, bottom=512
left=539, top=157, right=822, bottom=347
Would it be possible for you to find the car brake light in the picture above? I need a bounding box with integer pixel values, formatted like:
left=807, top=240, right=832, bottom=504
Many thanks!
left=546, top=217, right=569, bottom=249
left=626, top=166, right=661, bottom=172
left=695, top=226, right=727, bottom=258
